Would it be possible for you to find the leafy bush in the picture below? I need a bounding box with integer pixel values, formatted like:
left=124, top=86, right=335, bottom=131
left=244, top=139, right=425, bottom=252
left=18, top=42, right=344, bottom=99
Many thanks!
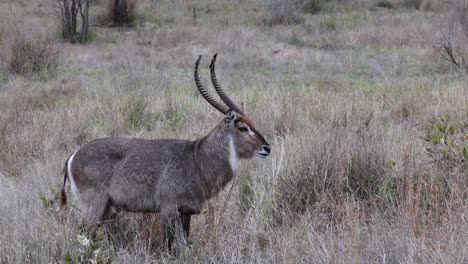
left=403, top=114, right=468, bottom=222
left=424, top=115, right=468, bottom=171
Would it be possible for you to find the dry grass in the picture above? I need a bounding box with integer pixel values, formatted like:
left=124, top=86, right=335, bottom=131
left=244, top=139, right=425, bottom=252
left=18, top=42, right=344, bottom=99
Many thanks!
left=0, top=0, right=467, bottom=263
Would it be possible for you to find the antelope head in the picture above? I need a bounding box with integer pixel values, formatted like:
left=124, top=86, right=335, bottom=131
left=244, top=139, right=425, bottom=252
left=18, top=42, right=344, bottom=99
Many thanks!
left=194, top=54, right=271, bottom=160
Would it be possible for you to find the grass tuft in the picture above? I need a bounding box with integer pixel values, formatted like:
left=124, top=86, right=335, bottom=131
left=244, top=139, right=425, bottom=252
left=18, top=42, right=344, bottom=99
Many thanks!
left=9, top=35, right=58, bottom=77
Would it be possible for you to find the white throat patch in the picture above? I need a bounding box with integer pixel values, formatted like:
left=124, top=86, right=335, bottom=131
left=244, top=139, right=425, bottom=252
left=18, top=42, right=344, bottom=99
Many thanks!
left=229, top=136, right=240, bottom=171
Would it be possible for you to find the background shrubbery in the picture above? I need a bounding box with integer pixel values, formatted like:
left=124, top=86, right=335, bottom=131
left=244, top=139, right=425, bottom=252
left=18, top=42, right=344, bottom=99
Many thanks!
left=9, top=34, right=58, bottom=77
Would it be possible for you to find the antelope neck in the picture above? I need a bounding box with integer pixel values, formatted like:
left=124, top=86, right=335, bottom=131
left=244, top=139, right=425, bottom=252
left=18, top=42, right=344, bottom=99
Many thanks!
left=194, top=127, right=236, bottom=197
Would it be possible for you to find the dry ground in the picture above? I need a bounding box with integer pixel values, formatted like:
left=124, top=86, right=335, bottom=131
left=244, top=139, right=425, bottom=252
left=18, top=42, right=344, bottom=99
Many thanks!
left=0, top=0, right=467, bottom=263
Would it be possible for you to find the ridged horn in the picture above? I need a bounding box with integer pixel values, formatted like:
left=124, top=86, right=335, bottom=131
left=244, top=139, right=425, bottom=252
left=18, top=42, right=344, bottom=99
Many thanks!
left=210, top=54, right=246, bottom=116
left=194, top=55, right=229, bottom=114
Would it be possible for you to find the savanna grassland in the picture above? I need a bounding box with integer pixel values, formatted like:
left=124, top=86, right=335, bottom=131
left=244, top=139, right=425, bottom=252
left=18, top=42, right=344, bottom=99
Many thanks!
left=0, top=0, right=467, bottom=263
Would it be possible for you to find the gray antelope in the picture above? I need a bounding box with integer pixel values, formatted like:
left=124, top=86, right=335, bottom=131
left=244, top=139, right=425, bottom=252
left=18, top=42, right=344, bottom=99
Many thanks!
left=60, top=54, right=271, bottom=249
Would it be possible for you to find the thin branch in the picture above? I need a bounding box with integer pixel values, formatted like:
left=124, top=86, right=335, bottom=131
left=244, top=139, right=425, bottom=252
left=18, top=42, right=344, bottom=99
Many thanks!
left=432, top=41, right=460, bottom=68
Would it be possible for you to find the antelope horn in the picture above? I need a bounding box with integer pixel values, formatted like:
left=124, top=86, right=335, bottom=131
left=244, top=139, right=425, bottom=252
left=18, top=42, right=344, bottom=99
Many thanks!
left=210, top=54, right=246, bottom=116
left=194, top=55, right=229, bottom=114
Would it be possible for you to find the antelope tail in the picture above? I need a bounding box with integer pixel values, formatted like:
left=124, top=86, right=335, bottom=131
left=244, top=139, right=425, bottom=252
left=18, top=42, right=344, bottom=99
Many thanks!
left=60, top=156, right=70, bottom=207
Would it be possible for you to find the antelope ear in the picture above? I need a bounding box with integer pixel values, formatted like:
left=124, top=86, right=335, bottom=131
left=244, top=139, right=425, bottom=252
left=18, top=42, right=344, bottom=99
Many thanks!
left=224, top=110, right=238, bottom=126
left=240, top=102, right=246, bottom=114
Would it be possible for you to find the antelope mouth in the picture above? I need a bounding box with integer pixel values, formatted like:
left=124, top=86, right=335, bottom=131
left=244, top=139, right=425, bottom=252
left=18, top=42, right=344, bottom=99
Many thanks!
left=256, top=150, right=270, bottom=158
left=256, top=145, right=271, bottom=158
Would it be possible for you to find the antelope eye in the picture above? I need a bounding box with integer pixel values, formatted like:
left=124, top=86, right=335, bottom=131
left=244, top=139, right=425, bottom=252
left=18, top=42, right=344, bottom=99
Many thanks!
left=238, top=125, right=248, bottom=132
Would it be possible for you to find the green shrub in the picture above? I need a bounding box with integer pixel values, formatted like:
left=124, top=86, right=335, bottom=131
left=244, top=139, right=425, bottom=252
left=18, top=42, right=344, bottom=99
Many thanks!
left=424, top=115, right=468, bottom=171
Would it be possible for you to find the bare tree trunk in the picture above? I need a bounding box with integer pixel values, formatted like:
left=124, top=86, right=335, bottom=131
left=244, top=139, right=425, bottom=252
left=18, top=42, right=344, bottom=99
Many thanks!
left=60, top=0, right=71, bottom=41
left=113, top=0, right=128, bottom=24
left=79, top=0, right=90, bottom=42
left=71, top=0, right=78, bottom=42
left=57, top=0, right=92, bottom=43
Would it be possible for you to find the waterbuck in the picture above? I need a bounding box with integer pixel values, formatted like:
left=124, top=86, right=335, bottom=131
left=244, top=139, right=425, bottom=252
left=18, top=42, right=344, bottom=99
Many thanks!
left=60, top=54, right=271, bottom=249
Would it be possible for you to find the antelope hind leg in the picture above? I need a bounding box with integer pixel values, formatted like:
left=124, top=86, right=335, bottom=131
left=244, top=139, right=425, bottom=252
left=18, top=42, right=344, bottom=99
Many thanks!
left=78, top=194, right=112, bottom=238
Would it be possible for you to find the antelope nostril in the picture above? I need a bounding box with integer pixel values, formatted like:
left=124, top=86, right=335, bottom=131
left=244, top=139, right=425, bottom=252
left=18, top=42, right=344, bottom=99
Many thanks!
left=263, top=145, right=271, bottom=154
